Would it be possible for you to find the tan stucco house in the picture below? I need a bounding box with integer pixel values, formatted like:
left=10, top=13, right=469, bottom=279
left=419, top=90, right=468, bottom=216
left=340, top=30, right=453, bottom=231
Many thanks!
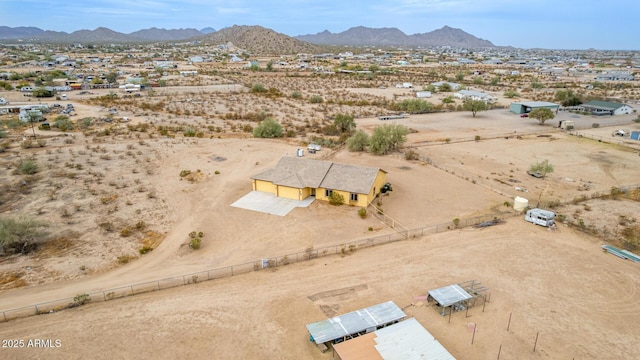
left=251, top=156, right=387, bottom=207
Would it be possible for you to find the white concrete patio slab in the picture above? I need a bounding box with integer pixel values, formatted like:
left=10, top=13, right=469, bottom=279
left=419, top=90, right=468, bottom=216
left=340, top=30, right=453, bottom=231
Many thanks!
left=230, top=191, right=315, bottom=216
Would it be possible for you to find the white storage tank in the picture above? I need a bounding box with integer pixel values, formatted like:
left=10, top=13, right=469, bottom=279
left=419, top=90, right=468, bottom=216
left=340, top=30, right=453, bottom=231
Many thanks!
left=296, top=148, right=304, bottom=157
left=513, top=196, right=529, bottom=212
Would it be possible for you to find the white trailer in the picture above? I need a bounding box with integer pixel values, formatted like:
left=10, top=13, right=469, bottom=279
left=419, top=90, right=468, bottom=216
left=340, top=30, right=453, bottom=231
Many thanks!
left=525, top=208, right=556, bottom=227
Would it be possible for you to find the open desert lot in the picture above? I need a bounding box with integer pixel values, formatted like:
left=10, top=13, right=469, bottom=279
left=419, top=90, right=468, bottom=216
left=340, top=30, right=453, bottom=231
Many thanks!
left=1, top=219, right=640, bottom=360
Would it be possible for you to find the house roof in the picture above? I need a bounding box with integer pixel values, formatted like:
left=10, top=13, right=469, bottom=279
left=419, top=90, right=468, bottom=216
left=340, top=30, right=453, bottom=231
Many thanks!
left=584, top=100, right=626, bottom=110
left=251, top=156, right=385, bottom=194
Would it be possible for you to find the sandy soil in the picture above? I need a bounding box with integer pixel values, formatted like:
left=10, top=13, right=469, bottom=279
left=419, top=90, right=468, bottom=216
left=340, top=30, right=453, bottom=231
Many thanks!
left=1, top=219, right=639, bottom=360
left=1, top=81, right=640, bottom=359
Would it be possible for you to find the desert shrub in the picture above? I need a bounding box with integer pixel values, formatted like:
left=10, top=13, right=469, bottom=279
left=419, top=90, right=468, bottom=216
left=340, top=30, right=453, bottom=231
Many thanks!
left=0, top=128, right=6, bottom=138
left=180, top=170, right=191, bottom=178
left=139, top=246, right=153, bottom=254
left=253, top=118, right=283, bottom=138
left=358, top=207, right=367, bottom=219
left=250, top=83, right=267, bottom=93
left=120, top=227, right=133, bottom=237
left=391, top=99, right=434, bottom=113
left=189, top=231, right=197, bottom=238
left=16, top=159, right=39, bottom=175
left=54, top=116, right=74, bottom=131
left=0, top=216, right=49, bottom=254
left=309, top=95, right=324, bottom=104
left=117, top=255, right=132, bottom=264
left=529, top=159, right=554, bottom=178
left=328, top=191, right=345, bottom=206
left=592, top=123, right=600, bottom=128
left=290, top=91, right=302, bottom=99
left=347, top=130, right=370, bottom=152
left=404, top=149, right=419, bottom=160
left=73, top=293, right=91, bottom=306
left=189, top=237, right=201, bottom=250
left=453, top=218, right=460, bottom=228
left=474, top=135, right=481, bottom=141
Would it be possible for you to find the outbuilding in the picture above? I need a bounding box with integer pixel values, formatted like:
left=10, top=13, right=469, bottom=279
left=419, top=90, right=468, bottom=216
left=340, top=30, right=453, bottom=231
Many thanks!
left=510, top=101, right=560, bottom=114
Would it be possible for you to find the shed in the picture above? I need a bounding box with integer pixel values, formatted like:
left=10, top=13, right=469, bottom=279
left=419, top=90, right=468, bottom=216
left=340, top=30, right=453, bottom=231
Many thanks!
left=333, top=318, right=456, bottom=360
left=306, top=301, right=406, bottom=345
left=510, top=101, right=560, bottom=114
left=428, top=284, right=473, bottom=315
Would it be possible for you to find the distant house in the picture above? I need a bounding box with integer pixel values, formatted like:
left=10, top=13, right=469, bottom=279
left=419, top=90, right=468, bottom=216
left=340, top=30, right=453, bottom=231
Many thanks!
left=595, top=71, right=634, bottom=81
left=244, top=60, right=260, bottom=68
left=251, top=157, right=387, bottom=207
left=431, top=81, right=462, bottom=91
left=189, top=56, right=204, bottom=63
left=579, top=100, right=633, bottom=116
left=454, top=90, right=496, bottom=102
left=179, top=70, right=198, bottom=77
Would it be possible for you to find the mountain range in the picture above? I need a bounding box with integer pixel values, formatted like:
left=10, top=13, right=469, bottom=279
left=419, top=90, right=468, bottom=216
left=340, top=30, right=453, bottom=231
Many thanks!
left=296, top=26, right=495, bottom=48
left=0, top=25, right=496, bottom=52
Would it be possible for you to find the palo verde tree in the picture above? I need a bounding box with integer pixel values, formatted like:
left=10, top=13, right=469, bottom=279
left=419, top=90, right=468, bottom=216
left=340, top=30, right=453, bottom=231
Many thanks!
left=369, top=124, right=409, bottom=155
left=529, top=159, right=554, bottom=178
left=463, top=99, right=488, bottom=117
left=0, top=216, right=49, bottom=255
left=346, top=130, right=370, bottom=152
left=529, top=108, right=555, bottom=125
left=333, top=113, right=356, bottom=134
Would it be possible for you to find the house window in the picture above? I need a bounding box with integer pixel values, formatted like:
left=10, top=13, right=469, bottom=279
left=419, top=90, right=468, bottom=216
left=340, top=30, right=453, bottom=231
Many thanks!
left=325, top=189, right=332, bottom=197
left=350, top=193, right=358, bottom=201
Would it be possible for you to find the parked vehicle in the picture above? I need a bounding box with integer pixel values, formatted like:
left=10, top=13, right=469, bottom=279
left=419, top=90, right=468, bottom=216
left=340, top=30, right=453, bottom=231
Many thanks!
left=525, top=208, right=555, bottom=227
left=520, top=113, right=529, bottom=118
left=612, top=129, right=626, bottom=137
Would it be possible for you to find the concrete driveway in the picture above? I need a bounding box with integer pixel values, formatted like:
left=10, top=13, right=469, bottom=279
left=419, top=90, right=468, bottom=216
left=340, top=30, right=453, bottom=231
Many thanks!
left=231, top=191, right=315, bottom=216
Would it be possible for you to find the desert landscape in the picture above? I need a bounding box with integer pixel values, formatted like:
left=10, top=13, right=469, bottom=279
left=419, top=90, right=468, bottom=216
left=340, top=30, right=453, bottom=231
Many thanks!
left=1, top=42, right=640, bottom=359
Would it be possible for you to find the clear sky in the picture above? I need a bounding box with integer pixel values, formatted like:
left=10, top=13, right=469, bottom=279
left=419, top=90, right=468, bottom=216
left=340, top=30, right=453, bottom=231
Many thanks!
left=1, top=0, right=638, bottom=50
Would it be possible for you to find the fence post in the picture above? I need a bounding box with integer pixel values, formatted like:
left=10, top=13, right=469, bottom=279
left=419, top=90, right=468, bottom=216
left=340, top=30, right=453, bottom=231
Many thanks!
left=35, top=304, right=39, bottom=315
left=157, top=280, right=160, bottom=291
left=131, top=285, right=134, bottom=296
left=207, top=271, right=211, bottom=281
left=103, top=291, right=106, bottom=301
left=2, top=311, right=5, bottom=322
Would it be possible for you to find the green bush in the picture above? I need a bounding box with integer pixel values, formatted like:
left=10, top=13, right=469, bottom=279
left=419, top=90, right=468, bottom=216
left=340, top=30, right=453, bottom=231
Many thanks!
left=54, top=116, right=74, bottom=131
left=251, top=83, right=267, bottom=93
left=358, top=207, right=367, bottom=219
left=183, top=127, right=197, bottom=137
left=309, top=95, right=324, bottom=104
left=17, top=159, right=39, bottom=174
left=73, top=293, right=91, bottom=306
left=328, top=191, right=344, bottom=206
left=347, top=130, right=370, bottom=152
left=0, top=216, right=49, bottom=254
left=189, top=237, right=202, bottom=250
left=253, top=118, right=283, bottom=138
left=290, top=91, right=302, bottom=99
left=139, top=246, right=153, bottom=254
left=392, top=99, right=434, bottom=113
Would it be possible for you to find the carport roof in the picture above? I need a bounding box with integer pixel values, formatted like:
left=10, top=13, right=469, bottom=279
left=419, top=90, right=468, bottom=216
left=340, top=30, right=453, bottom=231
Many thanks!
left=428, top=284, right=473, bottom=307
left=515, top=101, right=559, bottom=108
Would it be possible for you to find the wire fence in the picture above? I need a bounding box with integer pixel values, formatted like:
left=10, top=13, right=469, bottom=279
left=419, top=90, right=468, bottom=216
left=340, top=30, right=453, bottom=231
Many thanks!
left=568, top=130, right=640, bottom=151
left=0, top=213, right=511, bottom=323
